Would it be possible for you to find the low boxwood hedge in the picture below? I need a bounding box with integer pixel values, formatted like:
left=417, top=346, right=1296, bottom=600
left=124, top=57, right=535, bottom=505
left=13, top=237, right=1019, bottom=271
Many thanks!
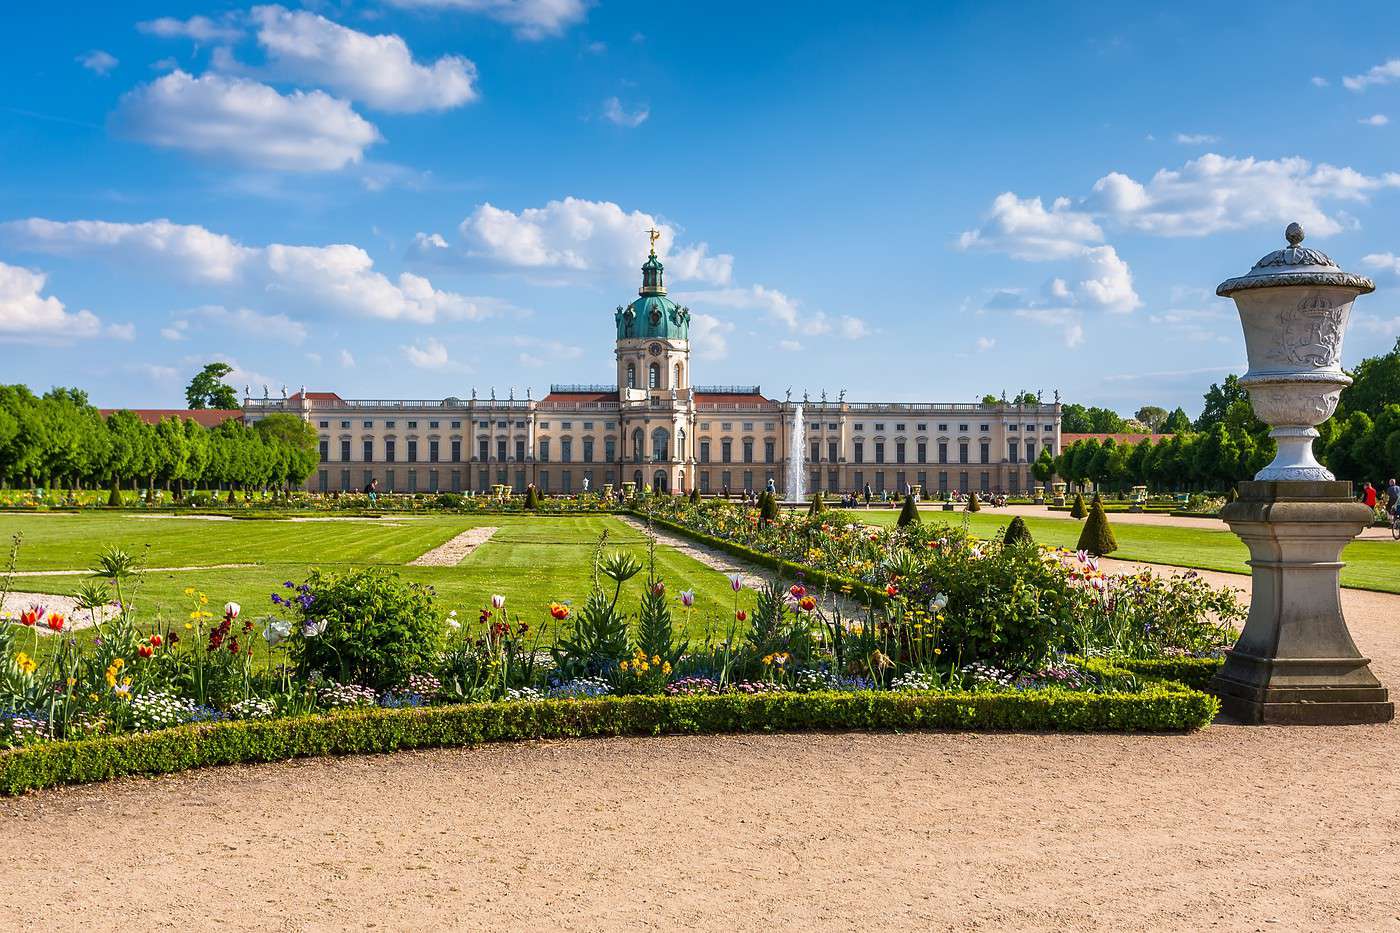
left=0, top=684, right=1218, bottom=795
left=634, top=511, right=889, bottom=606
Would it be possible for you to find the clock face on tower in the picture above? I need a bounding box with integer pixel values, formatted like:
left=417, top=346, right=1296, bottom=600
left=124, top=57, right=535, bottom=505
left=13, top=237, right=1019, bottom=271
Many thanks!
left=648, top=342, right=663, bottom=356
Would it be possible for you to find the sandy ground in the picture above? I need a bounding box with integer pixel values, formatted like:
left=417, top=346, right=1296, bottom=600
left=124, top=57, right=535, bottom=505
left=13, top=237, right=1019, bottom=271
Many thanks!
left=406, top=526, right=498, bottom=566
left=2, top=566, right=1397, bottom=932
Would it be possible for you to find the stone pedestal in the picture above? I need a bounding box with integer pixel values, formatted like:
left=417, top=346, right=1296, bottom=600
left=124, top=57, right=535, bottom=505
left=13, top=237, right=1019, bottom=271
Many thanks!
left=1211, top=480, right=1393, bottom=724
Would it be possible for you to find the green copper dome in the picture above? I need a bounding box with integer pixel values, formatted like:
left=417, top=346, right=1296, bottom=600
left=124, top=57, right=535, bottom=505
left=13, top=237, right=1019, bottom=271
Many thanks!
left=615, top=250, right=690, bottom=340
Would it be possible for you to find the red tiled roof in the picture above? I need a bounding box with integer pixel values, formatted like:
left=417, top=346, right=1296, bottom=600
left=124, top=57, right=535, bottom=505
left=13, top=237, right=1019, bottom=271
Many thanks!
left=1062, top=432, right=1171, bottom=446
left=287, top=391, right=342, bottom=401
left=99, top=409, right=245, bottom=428
left=540, top=392, right=618, bottom=405
left=694, top=393, right=778, bottom=408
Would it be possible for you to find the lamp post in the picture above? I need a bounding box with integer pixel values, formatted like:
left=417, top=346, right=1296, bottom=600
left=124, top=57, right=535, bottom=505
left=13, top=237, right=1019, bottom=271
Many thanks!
left=1211, top=223, right=1392, bottom=724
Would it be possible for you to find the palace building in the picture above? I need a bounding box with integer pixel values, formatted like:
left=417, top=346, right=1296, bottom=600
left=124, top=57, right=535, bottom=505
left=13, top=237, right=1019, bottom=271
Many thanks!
left=245, top=241, right=1063, bottom=497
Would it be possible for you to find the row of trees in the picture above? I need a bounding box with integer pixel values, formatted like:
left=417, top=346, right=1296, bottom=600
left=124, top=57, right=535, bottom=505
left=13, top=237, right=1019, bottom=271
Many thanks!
left=1045, top=339, right=1400, bottom=492
left=0, top=385, right=319, bottom=495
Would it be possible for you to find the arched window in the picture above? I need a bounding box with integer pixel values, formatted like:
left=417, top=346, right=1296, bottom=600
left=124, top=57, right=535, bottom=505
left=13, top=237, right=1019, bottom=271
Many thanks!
left=648, top=362, right=661, bottom=389
left=632, top=428, right=644, bottom=462
left=674, top=362, right=684, bottom=389
left=626, top=363, right=636, bottom=389
left=677, top=427, right=686, bottom=460
left=651, top=427, right=670, bottom=461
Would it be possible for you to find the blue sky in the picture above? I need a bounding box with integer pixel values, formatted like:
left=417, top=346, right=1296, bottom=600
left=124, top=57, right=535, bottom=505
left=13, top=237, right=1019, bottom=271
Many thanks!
left=3, top=0, right=1399, bottom=415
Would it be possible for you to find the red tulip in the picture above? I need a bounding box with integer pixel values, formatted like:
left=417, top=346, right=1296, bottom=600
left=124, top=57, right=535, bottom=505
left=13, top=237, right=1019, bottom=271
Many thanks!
left=149, top=634, right=163, bottom=647
left=736, top=609, right=747, bottom=622
left=46, top=613, right=66, bottom=632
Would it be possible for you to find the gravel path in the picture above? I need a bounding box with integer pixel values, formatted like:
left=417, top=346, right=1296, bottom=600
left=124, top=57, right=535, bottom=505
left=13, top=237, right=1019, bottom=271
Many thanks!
left=406, top=526, right=498, bottom=567
left=2, top=561, right=1398, bottom=930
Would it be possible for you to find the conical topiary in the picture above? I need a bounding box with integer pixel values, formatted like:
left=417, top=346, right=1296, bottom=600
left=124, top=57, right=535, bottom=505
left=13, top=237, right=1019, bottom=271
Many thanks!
left=808, top=490, right=826, bottom=516
left=107, top=480, right=122, bottom=508
left=897, top=493, right=920, bottom=527
left=1077, top=498, right=1118, bottom=556
left=1003, top=515, right=1033, bottom=547
left=689, top=486, right=701, bottom=504
left=759, top=490, right=778, bottom=525
left=1070, top=492, right=1088, bottom=519
left=966, top=493, right=981, bottom=513
left=524, top=486, right=540, bottom=510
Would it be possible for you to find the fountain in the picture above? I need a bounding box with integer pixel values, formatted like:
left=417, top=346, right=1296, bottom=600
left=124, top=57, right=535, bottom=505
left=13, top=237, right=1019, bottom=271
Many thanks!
left=785, top=403, right=806, bottom=504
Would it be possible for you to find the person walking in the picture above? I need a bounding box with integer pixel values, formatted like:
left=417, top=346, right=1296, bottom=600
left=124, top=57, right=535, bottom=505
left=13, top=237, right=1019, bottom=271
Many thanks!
left=1363, top=481, right=1377, bottom=508
left=1386, top=478, right=1400, bottom=517
left=863, top=482, right=872, bottom=506
left=364, top=478, right=379, bottom=505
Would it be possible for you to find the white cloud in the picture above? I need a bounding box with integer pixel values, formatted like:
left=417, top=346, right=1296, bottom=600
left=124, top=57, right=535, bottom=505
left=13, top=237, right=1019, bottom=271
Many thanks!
left=979, top=245, right=1140, bottom=347
left=138, top=14, right=245, bottom=43
left=1360, top=114, right=1390, bottom=127
left=132, top=363, right=180, bottom=383
left=602, top=96, right=648, bottom=127
left=957, top=192, right=1103, bottom=260
left=975, top=336, right=995, bottom=352
left=1344, top=58, right=1400, bottom=92
left=413, top=231, right=449, bottom=251
left=77, top=50, right=118, bottom=75
left=403, top=337, right=450, bottom=368
left=1, top=217, right=513, bottom=325
left=1146, top=305, right=1232, bottom=344
left=112, top=70, right=380, bottom=171
left=0, top=261, right=104, bottom=340
left=106, top=322, right=136, bottom=340
left=1086, top=154, right=1400, bottom=237
left=460, top=197, right=733, bottom=285
left=678, top=284, right=801, bottom=329
left=188, top=304, right=308, bottom=343
left=689, top=312, right=733, bottom=361
left=161, top=321, right=189, bottom=341
left=383, top=0, right=589, bottom=39
left=1017, top=307, right=1084, bottom=348
left=1360, top=251, right=1400, bottom=276
left=1074, top=245, right=1140, bottom=312
left=339, top=349, right=356, bottom=368
left=305, top=351, right=322, bottom=365
left=244, top=6, right=479, bottom=112
left=778, top=338, right=803, bottom=352
left=838, top=315, right=868, bottom=339
left=1311, top=76, right=1329, bottom=88
left=1174, top=132, right=1218, bottom=145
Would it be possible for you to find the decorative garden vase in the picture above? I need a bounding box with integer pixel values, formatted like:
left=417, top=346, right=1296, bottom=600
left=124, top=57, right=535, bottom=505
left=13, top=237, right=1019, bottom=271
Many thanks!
left=1216, top=223, right=1374, bottom=481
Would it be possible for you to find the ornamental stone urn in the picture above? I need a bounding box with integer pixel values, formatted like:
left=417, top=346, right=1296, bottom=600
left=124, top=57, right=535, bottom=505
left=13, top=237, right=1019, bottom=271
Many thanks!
left=1210, top=224, right=1392, bottom=725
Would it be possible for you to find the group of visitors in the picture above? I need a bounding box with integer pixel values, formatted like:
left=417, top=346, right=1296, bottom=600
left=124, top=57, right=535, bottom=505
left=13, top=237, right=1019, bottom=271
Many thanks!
left=1361, top=479, right=1400, bottom=517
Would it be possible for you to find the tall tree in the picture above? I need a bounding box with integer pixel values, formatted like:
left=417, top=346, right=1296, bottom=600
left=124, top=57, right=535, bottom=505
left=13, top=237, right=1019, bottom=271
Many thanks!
left=185, top=363, right=240, bottom=410
left=1135, top=406, right=1168, bottom=432
left=1162, top=407, right=1192, bottom=433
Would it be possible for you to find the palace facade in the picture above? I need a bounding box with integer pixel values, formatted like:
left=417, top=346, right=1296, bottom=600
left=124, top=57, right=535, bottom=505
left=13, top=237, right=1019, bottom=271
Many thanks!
left=245, top=247, right=1063, bottom=497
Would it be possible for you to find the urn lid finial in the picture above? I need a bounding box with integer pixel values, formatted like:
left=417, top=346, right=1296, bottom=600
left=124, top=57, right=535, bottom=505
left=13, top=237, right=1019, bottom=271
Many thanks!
left=1216, top=221, right=1374, bottom=297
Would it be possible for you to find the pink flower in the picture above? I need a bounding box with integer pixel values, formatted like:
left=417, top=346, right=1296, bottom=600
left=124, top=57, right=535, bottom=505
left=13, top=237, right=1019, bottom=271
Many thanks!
left=680, top=590, right=695, bottom=608
left=491, top=594, right=506, bottom=610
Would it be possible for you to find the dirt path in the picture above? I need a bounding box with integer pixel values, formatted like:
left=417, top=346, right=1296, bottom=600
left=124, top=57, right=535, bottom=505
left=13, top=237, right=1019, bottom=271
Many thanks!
left=406, top=526, right=498, bottom=566
left=3, top=562, right=1398, bottom=930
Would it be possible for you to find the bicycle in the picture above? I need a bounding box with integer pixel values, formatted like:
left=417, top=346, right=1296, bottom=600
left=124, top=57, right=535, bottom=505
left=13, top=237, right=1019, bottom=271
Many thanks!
left=1392, top=509, right=1400, bottom=541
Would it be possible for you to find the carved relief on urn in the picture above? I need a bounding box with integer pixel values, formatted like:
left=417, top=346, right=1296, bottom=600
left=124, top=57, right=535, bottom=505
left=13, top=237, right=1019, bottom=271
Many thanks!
left=1217, top=223, right=1375, bottom=482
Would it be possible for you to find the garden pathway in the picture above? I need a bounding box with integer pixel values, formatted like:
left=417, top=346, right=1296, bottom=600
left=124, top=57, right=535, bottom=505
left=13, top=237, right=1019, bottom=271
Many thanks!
left=615, top=515, right=868, bottom=616
left=407, top=526, right=499, bottom=567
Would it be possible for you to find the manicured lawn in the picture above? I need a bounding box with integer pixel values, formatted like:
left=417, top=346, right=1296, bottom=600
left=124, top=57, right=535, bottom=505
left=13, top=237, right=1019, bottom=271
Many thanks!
left=0, top=513, right=755, bottom=639
left=859, top=509, right=1400, bottom=594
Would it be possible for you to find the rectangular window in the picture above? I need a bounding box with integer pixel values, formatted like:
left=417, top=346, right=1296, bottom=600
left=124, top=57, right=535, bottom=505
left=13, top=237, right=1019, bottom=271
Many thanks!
left=429, top=469, right=439, bottom=492
left=451, top=421, right=461, bottom=429
left=606, top=438, right=616, bottom=461
left=700, top=471, right=710, bottom=493
left=478, top=439, right=489, bottom=462
left=743, top=470, right=753, bottom=491
left=810, top=441, right=820, bottom=462
left=363, top=421, right=373, bottom=429
left=980, top=471, right=991, bottom=493
left=938, top=441, right=948, bottom=464
left=562, top=469, right=572, bottom=493
left=429, top=421, right=439, bottom=429
left=828, top=469, right=838, bottom=491
left=917, top=442, right=926, bottom=463
left=515, top=440, right=525, bottom=462
left=386, top=421, right=396, bottom=429
left=959, top=470, right=969, bottom=492
left=1026, top=441, right=1036, bottom=462
left=721, top=470, right=732, bottom=491
left=1008, top=441, right=1019, bottom=464
left=451, top=440, right=461, bottom=462
left=938, top=472, right=948, bottom=493
left=364, top=470, right=374, bottom=488
left=896, top=442, right=905, bottom=464
left=385, top=439, right=396, bottom=463
left=407, top=440, right=418, bottom=463
left=451, top=470, right=461, bottom=492
left=318, top=421, right=329, bottom=429
left=496, top=439, right=506, bottom=462
left=854, top=470, right=864, bottom=491
left=722, top=440, right=732, bottom=463
left=539, top=471, right=549, bottom=493
left=429, top=440, right=439, bottom=463
left=854, top=441, right=864, bottom=464
left=875, top=471, right=885, bottom=494
left=385, top=469, right=395, bottom=492
left=764, top=440, right=774, bottom=464
left=318, top=439, right=329, bottom=461
left=340, top=469, right=350, bottom=491
left=743, top=422, right=754, bottom=431
left=408, top=470, right=418, bottom=493
left=980, top=424, right=990, bottom=432
left=583, top=438, right=594, bottom=462
left=318, top=470, right=328, bottom=492
left=958, top=442, right=968, bottom=464
left=980, top=442, right=990, bottom=464
left=875, top=442, right=885, bottom=463
left=561, top=439, right=573, bottom=463
left=407, top=421, right=418, bottom=429
left=562, top=422, right=572, bottom=430
left=700, top=440, right=711, bottom=463
left=828, top=440, right=838, bottom=463
left=539, top=439, right=550, bottom=462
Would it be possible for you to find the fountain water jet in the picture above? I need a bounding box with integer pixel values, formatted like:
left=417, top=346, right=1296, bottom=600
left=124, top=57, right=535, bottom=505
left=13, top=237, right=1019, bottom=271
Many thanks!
left=786, top=403, right=806, bottom=504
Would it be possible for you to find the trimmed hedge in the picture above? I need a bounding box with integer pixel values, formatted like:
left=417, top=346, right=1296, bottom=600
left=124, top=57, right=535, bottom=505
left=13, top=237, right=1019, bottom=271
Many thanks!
left=635, top=511, right=889, bottom=607
left=1108, top=657, right=1223, bottom=692
left=0, top=684, right=1219, bottom=795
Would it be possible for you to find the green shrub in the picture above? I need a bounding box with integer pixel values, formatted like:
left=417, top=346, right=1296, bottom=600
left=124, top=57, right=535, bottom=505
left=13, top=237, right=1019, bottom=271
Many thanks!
left=689, top=487, right=701, bottom=504
left=106, top=481, right=122, bottom=507
left=1070, top=492, right=1088, bottom=519
left=897, top=494, right=920, bottom=527
left=759, top=491, right=778, bottom=525
left=288, top=568, right=443, bottom=691
left=524, top=486, right=540, bottom=510
left=808, top=490, right=826, bottom=515
left=1003, top=516, right=1033, bottom=546
left=435, top=492, right=464, bottom=509
left=551, top=587, right=631, bottom=679
left=966, top=493, right=981, bottom=513
left=0, top=685, right=1220, bottom=795
left=1077, top=498, right=1119, bottom=556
